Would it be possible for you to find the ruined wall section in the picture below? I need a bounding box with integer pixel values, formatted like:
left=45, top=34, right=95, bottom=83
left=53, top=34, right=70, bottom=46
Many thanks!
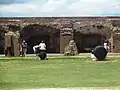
left=111, top=27, right=120, bottom=53
left=108, top=19, right=120, bottom=53
left=74, top=20, right=112, bottom=38
left=0, top=17, right=120, bottom=53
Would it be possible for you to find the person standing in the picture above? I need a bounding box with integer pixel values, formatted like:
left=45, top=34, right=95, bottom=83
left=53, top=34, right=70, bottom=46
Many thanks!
left=39, top=41, right=46, bottom=51
left=19, top=41, right=22, bottom=56
left=104, top=40, right=109, bottom=52
left=21, top=40, right=27, bottom=57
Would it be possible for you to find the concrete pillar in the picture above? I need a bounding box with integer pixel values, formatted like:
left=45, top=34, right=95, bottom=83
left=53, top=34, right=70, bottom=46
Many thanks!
left=60, top=28, right=74, bottom=53
left=4, top=27, right=20, bottom=56
left=12, top=35, right=20, bottom=56
left=4, top=33, right=12, bottom=56
left=112, top=32, right=120, bottom=53
left=109, top=34, right=114, bottom=52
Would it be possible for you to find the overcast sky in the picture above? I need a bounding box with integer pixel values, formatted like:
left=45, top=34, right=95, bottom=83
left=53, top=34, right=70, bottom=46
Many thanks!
left=0, top=0, right=120, bottom=17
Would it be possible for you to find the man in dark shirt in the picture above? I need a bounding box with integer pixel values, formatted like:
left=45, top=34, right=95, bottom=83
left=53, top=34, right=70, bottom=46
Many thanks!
left=21, top=40, right=27, bottom=57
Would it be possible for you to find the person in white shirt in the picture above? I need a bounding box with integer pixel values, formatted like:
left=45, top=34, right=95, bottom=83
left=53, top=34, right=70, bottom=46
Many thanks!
left=38, top=40, right=48, bottom=60
left=104, top=40, right=109, bottom=52
left=39, top=41, right=46, bottom=51
left=33, top=45, right=39, bottom=55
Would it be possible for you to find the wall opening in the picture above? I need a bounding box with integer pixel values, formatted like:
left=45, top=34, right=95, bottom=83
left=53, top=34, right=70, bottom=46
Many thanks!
left=83, top=34, right=104, bottom=52
left=74, top=32, right=106, bottom=53
left=20, top=24, right=60, bottom=54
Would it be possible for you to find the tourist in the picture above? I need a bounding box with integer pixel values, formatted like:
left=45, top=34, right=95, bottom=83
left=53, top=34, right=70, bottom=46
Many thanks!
left=104, top=40, right=109, bottom=52
left=33, top=45, right=39, bottom=56
left=38, top=40, right=48, bottom=60
left=21, top=40, right=27, bottom=57
left=4, top=47, right=8, bottom=56
left=19, top=41, right=22, bottom=56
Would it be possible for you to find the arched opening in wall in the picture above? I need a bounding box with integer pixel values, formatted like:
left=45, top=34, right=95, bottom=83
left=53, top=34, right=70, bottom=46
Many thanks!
left=83, top=34, right=106, bottom=52
left=74, top=31, right=106, bottom=53
left=20, top=24, right=60, bottom=54
left=0, top=28, right=5, bottom=54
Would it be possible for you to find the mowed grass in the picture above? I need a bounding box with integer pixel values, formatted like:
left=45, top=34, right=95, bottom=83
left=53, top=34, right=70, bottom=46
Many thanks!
left=0, top=55, right=120, bottom=89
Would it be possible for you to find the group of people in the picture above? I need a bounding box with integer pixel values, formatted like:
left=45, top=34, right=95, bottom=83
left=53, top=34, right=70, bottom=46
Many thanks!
left=33, top=40, right=48, bottom=60
left=20, top=39, right=109, bottom=60
left=20, top=40, right=48, bottom=60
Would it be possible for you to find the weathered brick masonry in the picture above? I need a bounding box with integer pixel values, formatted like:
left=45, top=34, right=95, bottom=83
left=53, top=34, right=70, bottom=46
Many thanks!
left=0, top=17, right=120, bottom=54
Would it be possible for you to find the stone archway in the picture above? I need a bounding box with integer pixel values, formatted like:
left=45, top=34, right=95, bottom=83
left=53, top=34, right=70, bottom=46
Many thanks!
left=20, top=24, right=60, bottom=54
left=0, top=24, right=20, bottom=56
left=83, top=34, right=105, bottom=52
left=74, top=23, right=111, bottom=53
left=74, top=32, right=106, bottom=52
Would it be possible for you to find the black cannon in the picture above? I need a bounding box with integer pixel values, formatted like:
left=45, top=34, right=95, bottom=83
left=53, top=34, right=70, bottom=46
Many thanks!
left=38, top=51, right=47, bottom=60
left=92, top=46, right=108, bottom=60
left=35, top=47, right=47, bottom=60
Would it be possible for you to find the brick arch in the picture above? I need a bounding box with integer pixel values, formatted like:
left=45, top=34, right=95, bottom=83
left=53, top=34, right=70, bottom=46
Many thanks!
left=74, top=23, right=112, bottom=53
left=20, top=24, right=60, bottom=53
left=20, top=24, right=59, bottom=40
left=75, top=24, right=112, bottom=37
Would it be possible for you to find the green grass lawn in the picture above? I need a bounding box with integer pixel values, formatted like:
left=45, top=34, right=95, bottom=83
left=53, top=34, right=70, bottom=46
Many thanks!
left=0, top=55, right=120, bottom=90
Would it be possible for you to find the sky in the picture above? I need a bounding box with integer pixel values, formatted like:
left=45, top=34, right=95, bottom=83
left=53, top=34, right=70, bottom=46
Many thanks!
left=0, top=0, right=120, bottom=17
